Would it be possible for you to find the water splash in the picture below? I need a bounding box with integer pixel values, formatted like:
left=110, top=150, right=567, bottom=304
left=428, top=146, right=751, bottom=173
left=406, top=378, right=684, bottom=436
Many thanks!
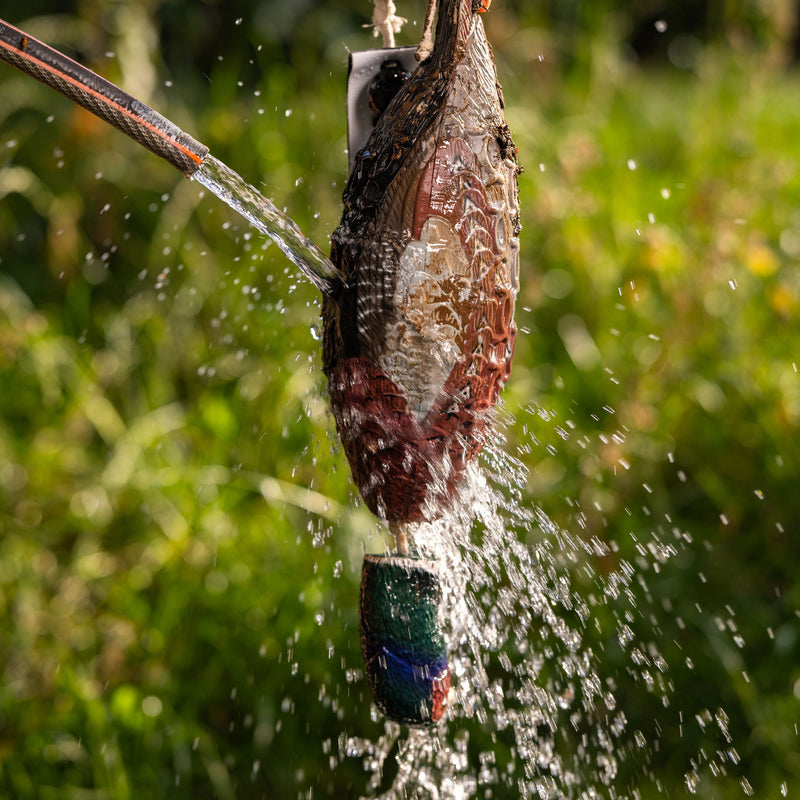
left=192, top=154, right=340, bottom=295
left=339, top=461, right=596, bottom=795
left=334, top=404, right=751, bottom=799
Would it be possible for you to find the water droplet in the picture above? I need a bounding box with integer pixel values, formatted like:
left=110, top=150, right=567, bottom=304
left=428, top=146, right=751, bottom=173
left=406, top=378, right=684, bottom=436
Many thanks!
left=618, top=624, right=634, bottom=648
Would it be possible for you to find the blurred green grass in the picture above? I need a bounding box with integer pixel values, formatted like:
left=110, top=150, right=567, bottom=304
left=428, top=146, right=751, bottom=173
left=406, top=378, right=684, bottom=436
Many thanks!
left=1, top=1, right=800, bottom=797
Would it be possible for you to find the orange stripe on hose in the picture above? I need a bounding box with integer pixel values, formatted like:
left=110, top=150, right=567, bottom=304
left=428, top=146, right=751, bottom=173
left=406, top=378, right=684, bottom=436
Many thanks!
left=0, top=35, right=204, bottom=168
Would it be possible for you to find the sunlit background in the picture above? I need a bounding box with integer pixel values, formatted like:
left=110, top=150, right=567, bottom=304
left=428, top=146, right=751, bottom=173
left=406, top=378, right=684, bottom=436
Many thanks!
left=1, top=1, right=799, bottom=797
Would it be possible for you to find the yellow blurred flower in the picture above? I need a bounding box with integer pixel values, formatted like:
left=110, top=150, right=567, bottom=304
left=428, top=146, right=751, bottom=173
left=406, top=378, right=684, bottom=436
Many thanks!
left=769, top=282, right=798, bottom=316
left=745, top=238, right=779, bottom=277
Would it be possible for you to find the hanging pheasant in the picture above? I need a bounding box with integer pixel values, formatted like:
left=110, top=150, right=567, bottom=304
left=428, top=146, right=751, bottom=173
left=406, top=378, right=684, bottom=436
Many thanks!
left=324, top=0, right=520, bottom=530
left=324, top=0, right=521, bottom=724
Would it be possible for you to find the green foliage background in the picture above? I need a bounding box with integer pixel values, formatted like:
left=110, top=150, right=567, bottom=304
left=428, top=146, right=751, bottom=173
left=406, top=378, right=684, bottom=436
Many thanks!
left=1, top=0, right=799, bottom=797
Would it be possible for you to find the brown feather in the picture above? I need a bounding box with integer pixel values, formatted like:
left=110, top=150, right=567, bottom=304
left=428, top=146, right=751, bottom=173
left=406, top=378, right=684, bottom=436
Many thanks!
left=324, top=0, right=520, bottom=523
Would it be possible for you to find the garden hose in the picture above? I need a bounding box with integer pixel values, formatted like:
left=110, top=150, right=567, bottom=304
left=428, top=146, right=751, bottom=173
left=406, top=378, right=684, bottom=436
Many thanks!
left=0, top=17, right=344, bottom=295
left=0, top=18, right=208, bottom=176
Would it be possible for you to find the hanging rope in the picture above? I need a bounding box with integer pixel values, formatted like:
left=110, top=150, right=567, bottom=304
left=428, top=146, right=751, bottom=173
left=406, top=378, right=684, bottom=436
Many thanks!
left=415, top=0, right=438, bottom=61
left=368, top=0, right=440, bottom=59
left=369, top=0, right=407, bottom=49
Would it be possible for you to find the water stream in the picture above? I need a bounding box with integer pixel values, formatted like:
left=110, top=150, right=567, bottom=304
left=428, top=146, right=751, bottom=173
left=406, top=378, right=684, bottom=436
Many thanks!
left=191, top=154, right=341, bottom=296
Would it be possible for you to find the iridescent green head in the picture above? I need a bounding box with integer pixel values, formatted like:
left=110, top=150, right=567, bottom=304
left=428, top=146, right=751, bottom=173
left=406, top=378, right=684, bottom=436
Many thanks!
left=359, top=553, right=449, bottom=725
